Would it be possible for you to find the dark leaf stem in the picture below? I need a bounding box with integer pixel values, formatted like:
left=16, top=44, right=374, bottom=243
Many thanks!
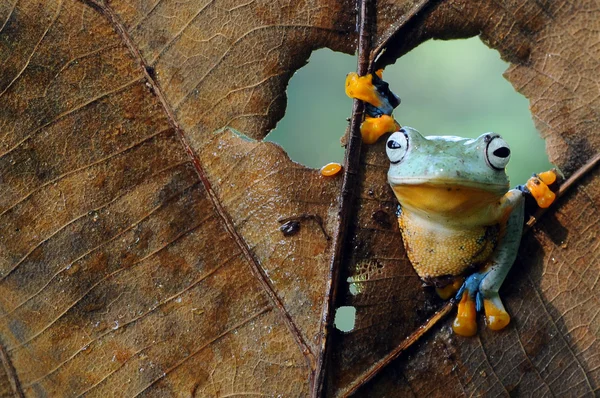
left=369, top=0, right=433, bottom=69
left=312, top=0, right=374, bottom=396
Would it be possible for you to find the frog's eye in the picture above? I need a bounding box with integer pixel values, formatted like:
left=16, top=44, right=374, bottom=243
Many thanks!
left=386, top=130, right=408, bottom=164
left=486, top=136, right=511, bottom=170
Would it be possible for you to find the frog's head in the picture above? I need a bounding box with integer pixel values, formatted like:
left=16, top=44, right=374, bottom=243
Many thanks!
left=386, top=127, right=511, bottom=214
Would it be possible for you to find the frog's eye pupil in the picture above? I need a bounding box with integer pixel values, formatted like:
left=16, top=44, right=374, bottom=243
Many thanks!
left=493, top=147, right=510, bottom=158
left=388, top=140, right=402, bottom=149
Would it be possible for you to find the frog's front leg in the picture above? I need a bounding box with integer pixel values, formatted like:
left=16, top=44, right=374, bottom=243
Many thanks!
left=453, top=189, right=525, bottom=336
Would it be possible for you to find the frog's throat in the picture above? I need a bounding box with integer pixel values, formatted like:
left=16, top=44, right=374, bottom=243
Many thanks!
left=390, top=182, right=506, bottom=222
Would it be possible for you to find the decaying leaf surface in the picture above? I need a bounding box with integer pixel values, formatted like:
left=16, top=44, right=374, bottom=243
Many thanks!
left=0, top=0, right=598, bottom=397
left=0, top=0, right=353, bottom=395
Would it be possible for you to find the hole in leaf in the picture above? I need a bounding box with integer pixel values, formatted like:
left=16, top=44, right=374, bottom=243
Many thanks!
left=347, top=275, right=365, bottom=296
left=334, top=305, right=356, bottom=333
left=269, top=38, right=553, bottom=185
left=265, top=49, right=354, bottom=168
left=382, top=37, right=553, bottom=184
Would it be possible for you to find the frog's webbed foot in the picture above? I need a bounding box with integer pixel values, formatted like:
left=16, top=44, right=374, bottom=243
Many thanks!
left=519, top=169, right=561, bottom=212
left=453, top=271, right=511, bottom=336
left=345, top=70, right=400, bottom=115
left=345, top=70, right=401, bottom=144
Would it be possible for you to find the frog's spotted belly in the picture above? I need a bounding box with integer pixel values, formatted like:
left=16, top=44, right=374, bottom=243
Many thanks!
left=398, top=211, right=500, bottom=279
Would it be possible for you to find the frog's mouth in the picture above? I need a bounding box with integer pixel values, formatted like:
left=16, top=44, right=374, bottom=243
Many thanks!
left=389, top=178, right=508, bottom=216
left=388, top=176, right=509, bottom=192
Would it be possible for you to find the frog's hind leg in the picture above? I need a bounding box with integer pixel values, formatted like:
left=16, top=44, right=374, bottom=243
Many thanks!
left=453, top=190, right=525, bottom=336
left=479, top=195, right=525, bottom=330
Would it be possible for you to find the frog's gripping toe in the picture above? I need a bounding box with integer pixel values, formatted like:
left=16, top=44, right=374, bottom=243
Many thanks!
left=483, top=296, right=511, bottom=331
left=452, top=273, right=511, bottom=336
left=453, top=291, right=478, bottom=336
left=345, top=71, right=400, bottom=116
left=361, top=115, right=400, bottom=144
left=345, top=70, right=402, bottom=144
left=523, top=169, right=560, bottom=209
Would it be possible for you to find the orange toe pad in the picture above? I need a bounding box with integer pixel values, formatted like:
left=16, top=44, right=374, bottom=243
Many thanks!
left=526, top=172, right=556, bottom=209
left=360, top=115, right=399, bottom=144
left=345, top=72, right=382, bottom=107
left=453, top=292, right=478, bottom=337
left=484, top=299, right=510, bottom=331
left=435, top=278, right=464, bottom=300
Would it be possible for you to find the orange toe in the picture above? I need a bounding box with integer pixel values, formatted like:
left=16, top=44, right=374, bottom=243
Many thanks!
left=453, top=292, right=478, bottom=337
left=360, top=115, right=399, bottom=144
left=484, top=299, right=511, bottom=331
left=526, top=176, right=556, bottom=209
left=537, top=170, right=557, bottom=186
left=320, top=162, right=342, bottom=177
left=435, top=278, right=464, bottom=300
left=345, top=72, right=382, bottom=107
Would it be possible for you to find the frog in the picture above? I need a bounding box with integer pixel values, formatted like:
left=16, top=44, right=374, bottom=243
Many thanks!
left=345, top=71, right=559, bottom=336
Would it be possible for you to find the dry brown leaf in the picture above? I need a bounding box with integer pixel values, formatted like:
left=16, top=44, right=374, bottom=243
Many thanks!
left=0, top=0, right=598, bottom=397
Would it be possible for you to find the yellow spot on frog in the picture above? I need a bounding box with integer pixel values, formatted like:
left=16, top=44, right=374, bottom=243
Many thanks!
left=392, top=183, right=505, bottom=217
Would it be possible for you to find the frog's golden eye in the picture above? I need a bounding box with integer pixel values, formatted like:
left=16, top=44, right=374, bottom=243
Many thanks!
left=386, top=130, right=408, bottom=164
left=485, top=136, right=511, bottom=170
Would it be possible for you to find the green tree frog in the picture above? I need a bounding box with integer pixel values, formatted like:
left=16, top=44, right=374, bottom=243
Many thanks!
left=346, top=71, right=558, bottom=336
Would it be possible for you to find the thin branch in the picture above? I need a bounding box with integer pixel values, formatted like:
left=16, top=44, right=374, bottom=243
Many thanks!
left=341, top=300, right=456, bottom=397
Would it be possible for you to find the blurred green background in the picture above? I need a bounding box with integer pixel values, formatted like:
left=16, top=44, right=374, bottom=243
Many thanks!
left=266, top=38, right=552, bottom=186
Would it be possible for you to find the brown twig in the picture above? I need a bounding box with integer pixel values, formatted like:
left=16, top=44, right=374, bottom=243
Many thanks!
left=312, top=0, right=374, bottom=396
left=341, top=300, right=456, bottom=397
